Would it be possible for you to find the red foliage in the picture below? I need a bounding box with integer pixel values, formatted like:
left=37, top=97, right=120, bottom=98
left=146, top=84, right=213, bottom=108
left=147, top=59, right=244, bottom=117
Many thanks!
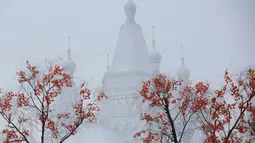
left=0, top=61, right=107, bottom=143
left=135, top=69, right=255, bottom=143
left=193, top=69, right=255, bottom=143
left=134, top=74, right=196, bottom=143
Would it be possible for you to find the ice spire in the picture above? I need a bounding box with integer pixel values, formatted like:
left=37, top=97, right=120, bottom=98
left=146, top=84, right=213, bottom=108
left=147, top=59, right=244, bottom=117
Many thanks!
left=177, top=45, right=190, bottom=81
left=62, top=36, right=76, bottom=76
left=148, top=26, right=161, bottom=61
left=109, top=0, right=148, bottom=73
left=68, top=36, right=72, bottom=60
left=148, top=26, right=161, bottom=75
left=181, top=44, right=184, bottom=65
left=106, top=54, right=110, bottom=72
left=152, top=26, right=156, bottom=49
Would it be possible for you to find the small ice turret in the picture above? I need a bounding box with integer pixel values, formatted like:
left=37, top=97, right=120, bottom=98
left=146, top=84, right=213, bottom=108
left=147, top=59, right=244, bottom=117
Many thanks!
left=62, top=36, right=76, bottom=85
left=177, top=45, right=191, bottom=87
left=148, top=26, right=162, bottom=75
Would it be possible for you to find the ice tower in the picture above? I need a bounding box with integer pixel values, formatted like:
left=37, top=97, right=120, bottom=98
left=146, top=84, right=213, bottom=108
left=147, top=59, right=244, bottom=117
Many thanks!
left=100, top=0, right=150, bottom=142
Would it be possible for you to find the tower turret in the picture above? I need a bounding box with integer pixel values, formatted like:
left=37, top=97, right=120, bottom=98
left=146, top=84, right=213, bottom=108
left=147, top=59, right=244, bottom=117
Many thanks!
left=148, top=26, right=162, bottom=75
left=54, top=36, right=79, bottom=119
left=109, top=0, right=148, bottom=73
left=177, top=45, right=190, bottom=86
left=99, top=1, right=150, bottom=142
left=62, top=36, right=76, bottom=82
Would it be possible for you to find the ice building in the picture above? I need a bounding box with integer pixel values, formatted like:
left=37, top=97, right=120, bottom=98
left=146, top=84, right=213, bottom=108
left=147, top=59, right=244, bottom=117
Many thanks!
left=59, top=0, right=194, bottom=142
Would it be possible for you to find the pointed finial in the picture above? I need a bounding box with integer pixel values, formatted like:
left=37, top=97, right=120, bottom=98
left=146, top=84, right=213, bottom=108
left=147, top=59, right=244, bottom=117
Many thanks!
left=152, top=26, right=156, bottom=49
left=106, top=54, right=110, bottom=72
left=181, top=44, right=183, bottom=56
left=180, top=44, right=184, bottom=64
left=68, top=36, right=72, bottom=60
left=152, top=26, right=155, bottom=41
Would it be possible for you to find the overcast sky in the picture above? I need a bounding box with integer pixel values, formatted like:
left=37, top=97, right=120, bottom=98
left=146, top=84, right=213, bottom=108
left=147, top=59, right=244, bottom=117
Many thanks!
left=0, top=0, right=254, bottom=90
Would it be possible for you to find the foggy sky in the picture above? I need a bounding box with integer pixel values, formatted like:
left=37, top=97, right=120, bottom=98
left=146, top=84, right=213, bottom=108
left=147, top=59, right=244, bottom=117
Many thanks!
left=0, top=0, right=254, bottom=90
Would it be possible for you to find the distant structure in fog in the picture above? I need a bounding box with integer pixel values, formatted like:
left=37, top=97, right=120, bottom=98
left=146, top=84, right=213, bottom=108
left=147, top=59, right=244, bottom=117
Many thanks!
left=58, top=0, right=193, bottom=142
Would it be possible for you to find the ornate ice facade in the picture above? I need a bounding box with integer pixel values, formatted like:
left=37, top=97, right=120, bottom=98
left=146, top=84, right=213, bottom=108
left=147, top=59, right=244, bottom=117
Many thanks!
left=61, top=0, right=193, bottom=142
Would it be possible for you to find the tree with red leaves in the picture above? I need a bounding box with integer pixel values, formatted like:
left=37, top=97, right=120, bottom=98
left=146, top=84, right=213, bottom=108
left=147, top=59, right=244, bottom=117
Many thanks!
left=193, top=69, right=255, bottom=143
left=134, top=69, right=255, bottom=143
left=0, top=61, right=107, bottom=143
left=134, top=74, right=199, bottom=143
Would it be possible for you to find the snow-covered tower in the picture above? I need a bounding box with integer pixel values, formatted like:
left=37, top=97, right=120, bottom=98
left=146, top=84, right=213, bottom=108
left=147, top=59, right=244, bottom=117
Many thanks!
left=102, top=0, right=149, bottom=100
left=55, top=37, right=80, bottom=114
left=148, top=26, right=162, bottom=75
left=100, top=0, right=149, bottom=142
left=177, top=46, right=191, bottom=88
left=62, top=36, right=76, bottom=85
left=110, top=1, right=148, bottom=73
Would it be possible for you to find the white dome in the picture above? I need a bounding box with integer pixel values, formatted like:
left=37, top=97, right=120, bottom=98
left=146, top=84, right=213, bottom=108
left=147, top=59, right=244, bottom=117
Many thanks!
left=62, top=48, right=76, bottom=74
left=148, top=49, right=162, bottom=62
left=62, top=59, right=76, bottom=74
left=124, top=0, right=136, bottom=15
left=148, top=26, right=161, bottom=62
left=177, top=58, right=190, bottom=80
